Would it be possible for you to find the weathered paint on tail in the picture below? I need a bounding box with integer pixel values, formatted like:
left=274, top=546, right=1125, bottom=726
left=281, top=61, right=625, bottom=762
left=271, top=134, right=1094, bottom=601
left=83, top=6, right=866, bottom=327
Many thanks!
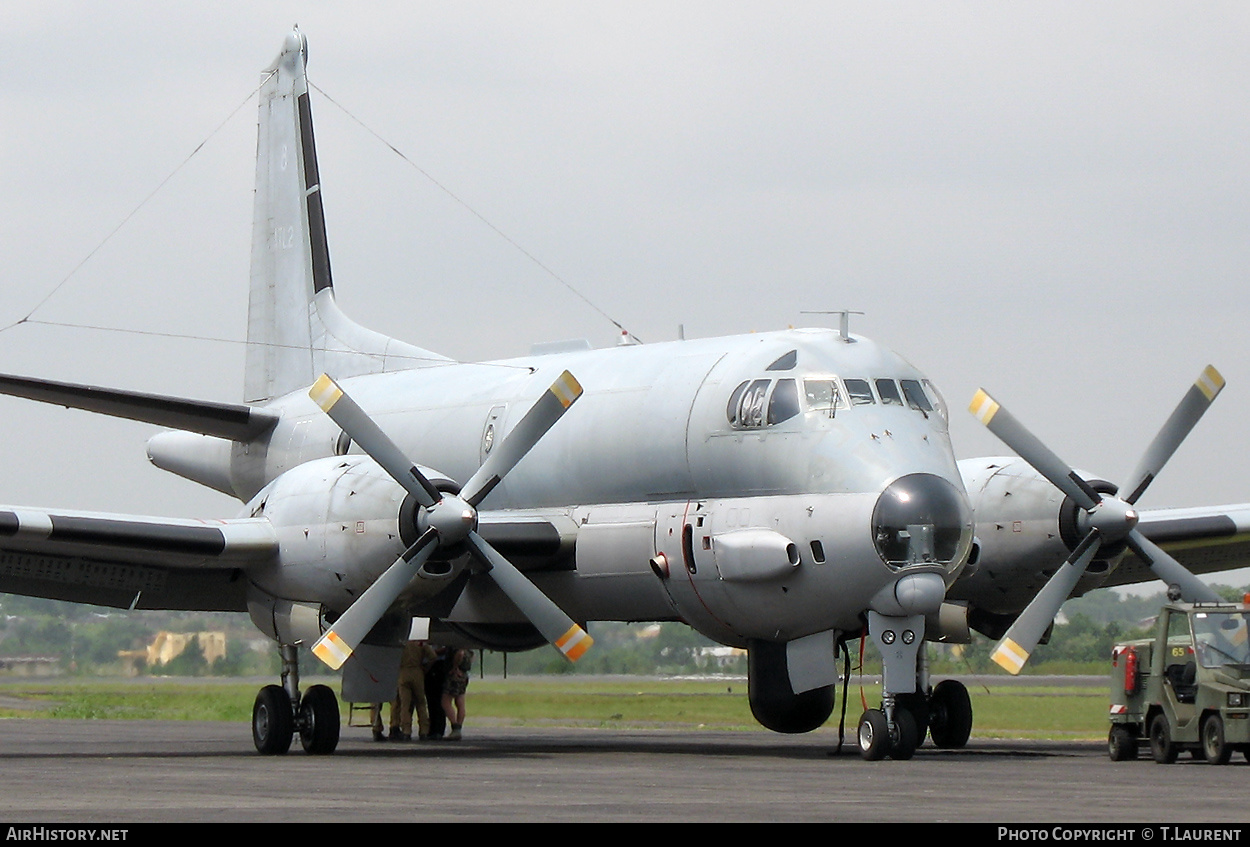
left=244, top=30, right=447, bottom=403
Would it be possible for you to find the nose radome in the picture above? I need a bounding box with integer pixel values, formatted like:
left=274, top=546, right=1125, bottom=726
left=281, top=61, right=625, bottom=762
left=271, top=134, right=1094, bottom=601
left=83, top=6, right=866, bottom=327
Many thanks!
left=872, top=473, right=972, bottom=569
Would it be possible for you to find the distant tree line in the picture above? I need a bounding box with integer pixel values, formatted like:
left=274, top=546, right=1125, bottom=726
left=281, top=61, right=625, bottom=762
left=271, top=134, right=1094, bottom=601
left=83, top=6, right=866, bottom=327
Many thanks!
left=0, top=583, right=1245, bottom=678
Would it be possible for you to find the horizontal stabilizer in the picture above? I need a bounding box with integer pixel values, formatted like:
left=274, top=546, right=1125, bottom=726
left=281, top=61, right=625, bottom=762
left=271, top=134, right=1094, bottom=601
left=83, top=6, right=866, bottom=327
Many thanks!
left=0, top=372, right=278, bottom=441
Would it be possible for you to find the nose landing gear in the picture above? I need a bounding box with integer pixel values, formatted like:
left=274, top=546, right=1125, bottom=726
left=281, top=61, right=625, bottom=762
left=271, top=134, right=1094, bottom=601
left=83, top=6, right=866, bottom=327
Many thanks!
left=856, top=606, right=973, bottom=760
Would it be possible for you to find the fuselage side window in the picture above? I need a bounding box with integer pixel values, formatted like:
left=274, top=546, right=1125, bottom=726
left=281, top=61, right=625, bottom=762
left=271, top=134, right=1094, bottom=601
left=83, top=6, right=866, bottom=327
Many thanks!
left=804, top=379, right=844, bottom=417
left=901, top=379, right=933, bottom=413
left=768, top=378, right=800, bottom=424
left=875, top=378, right=904, bottom=406
left=845, top=378, right=875, bottom=406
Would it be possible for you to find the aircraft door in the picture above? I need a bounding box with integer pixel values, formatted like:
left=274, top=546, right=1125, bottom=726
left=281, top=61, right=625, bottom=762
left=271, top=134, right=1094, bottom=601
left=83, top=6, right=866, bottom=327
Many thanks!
left=653, top=503, right=740, bottom=646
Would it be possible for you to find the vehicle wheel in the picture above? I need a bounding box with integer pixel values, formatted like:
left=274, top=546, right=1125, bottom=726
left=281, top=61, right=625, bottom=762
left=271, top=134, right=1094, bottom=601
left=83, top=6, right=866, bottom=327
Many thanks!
left=253, top=684, right=294, bottom=755
left=298, top=684, right=341, bottom=755
left=858, top=709, right=891, bottom=761
left=929, top=679, right=973, bottom=749
left=1149, top=714, right=1178, bottom=764
left=896, top=692, right=929, bottom=747
left=890, top=709, right=919, bottom=761
left=1108, top=725, right=1137, bottom=761
left=1201, top=714, right=1231, bottom=765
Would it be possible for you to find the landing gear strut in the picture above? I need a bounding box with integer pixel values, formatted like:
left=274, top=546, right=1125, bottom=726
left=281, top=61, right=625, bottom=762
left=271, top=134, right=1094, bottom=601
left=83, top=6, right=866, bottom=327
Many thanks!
left=856, top=606, right=974, bottom=760
left=857, top=610, right=926, bottom=760
left=252, top=644, right=341, bottom=755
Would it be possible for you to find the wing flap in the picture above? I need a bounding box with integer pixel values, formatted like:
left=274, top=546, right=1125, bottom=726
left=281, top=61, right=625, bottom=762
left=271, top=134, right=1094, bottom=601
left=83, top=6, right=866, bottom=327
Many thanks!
left=0, top=507, right=277, bottom=612
left=1102, top=504, right=1250, bottom=589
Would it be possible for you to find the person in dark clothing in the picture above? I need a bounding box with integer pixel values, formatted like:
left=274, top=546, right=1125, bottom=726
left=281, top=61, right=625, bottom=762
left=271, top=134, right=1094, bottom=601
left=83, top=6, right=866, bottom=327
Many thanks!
left=424, top=645, right=448, bottom=739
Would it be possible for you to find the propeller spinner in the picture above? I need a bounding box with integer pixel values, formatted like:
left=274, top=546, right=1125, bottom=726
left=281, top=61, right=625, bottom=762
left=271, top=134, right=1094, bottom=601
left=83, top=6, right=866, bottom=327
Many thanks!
left=307, top=371, right=592, bottom=670
left=970, top=366, right=1225, bottom=674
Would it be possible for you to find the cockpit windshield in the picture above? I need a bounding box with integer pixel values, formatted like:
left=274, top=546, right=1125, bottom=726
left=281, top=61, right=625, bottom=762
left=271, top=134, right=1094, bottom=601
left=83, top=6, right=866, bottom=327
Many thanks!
left=1193, top=611, right=1250, bottom=670
left=725, top=347, right=948, bottom=431
left=803, top=379, right=844, bottom=417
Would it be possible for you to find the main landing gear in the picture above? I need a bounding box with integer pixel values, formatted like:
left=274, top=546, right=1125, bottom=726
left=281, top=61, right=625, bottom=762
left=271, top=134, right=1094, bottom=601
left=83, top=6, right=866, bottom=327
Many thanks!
left=252, top=644, right=341, bottom=755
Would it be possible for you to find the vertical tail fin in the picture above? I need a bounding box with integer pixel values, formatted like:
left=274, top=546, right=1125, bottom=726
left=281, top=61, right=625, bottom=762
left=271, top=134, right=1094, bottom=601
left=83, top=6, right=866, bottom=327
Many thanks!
left=244, top=30, right=447, bottom=403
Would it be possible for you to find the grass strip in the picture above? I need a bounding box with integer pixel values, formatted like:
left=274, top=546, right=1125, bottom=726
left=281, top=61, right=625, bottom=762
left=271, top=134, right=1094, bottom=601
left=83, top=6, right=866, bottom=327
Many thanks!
left=0, top=676, right=1110, bottom=740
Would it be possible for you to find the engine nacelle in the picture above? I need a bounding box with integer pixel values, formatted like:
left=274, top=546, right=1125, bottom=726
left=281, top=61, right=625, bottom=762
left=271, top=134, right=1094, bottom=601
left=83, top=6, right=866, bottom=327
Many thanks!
left=955, top=456, right=1118, bottom=620
left=437, top=621, right=549, bottom=652
left=241, top=455, right=460, bottom=615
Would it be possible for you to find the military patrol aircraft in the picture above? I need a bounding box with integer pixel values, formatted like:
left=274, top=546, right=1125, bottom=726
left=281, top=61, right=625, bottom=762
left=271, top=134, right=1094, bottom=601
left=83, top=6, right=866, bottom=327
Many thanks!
left=2, top=31, right=1249, bottom=759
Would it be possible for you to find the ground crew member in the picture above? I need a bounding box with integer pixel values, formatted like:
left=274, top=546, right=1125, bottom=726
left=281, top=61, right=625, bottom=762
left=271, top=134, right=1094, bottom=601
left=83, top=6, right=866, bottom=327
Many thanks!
left=390, top=640, right=433, bottom=741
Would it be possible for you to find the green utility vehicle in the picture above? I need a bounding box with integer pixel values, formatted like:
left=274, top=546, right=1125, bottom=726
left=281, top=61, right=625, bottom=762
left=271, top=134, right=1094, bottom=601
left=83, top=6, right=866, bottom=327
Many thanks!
left=1108, top=600, right=1250, bottom=764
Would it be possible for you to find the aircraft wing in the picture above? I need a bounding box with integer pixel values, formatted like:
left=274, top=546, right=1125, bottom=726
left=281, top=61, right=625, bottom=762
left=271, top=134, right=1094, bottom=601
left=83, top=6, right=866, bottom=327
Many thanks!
left=0, top=506, right=277, bottom=612
left=1099, top=503, right=1250, bottom=590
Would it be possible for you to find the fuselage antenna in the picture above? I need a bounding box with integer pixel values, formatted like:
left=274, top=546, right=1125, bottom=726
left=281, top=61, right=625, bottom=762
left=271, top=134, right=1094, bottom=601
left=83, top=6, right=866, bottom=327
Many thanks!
left=800, top=310, right=864, bottom=343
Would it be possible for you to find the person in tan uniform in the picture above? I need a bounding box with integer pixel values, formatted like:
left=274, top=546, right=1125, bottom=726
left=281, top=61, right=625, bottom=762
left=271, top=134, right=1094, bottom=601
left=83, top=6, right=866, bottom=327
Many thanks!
left=389, top=640, right=433, bottom=741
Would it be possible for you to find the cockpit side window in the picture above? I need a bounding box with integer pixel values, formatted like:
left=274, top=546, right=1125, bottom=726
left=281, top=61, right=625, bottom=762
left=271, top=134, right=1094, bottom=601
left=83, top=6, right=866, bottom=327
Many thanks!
left=923, top=379, right=949, bottom=426
left=875, top=379, right=904, bottom=406
left=844, top=378, right=875, bottom=406
left=901, top=379, right=933, bottom=413
left=729, top=379, right=771, bottom=428
left=727, top=381, right=750, bottom=426
left=768, top=378, right=800, bottom=424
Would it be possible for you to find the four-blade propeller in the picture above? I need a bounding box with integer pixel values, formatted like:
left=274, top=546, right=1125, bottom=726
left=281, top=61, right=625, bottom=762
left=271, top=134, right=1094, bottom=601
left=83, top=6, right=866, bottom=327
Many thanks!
left=969, top=366, right=1226, bottom=674
left=307, top=371, right=592, bottom=670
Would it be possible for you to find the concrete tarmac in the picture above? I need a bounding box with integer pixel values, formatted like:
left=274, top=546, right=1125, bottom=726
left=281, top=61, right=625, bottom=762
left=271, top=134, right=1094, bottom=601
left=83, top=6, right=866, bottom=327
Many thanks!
left=0, top=719, right=1244, bottom=823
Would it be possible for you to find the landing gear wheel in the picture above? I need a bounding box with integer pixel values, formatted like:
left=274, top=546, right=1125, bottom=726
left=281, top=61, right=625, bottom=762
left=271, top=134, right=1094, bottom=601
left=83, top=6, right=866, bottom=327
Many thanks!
left=253, top=684, right=294, bottom=755
left=928, top=679, right=973, bottom=749
left=1108, top=725, right=1137, bottom=761
left=1149, top=714, right=1178, bottom=764
left=857, top=709, right=891, bottom=761
left=895, top=692, right=929, bottom=748
left=298, top=684, right=341, bottom=755
left=890, top=708, right=919, bottom=761
left=1201, top=714, right=1231, bottom=765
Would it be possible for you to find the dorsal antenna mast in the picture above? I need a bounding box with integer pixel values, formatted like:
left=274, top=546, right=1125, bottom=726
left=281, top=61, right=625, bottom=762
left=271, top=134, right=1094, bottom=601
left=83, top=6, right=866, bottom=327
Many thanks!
left=800, top=310, right=864, bottom=343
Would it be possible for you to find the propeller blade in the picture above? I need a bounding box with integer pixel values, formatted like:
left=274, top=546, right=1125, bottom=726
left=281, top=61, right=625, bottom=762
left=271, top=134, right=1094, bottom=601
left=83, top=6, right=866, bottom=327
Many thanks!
left=1125, top=530, right=1223, bottom=604
left=969, top=389, right=1102, bottom=511
left=466, top=530, right=593, bottom=662
left=991, top=532, right=1104, bottom=675
left=1121, top=365, right=1225, bottom=505
left=310, top=374, right=441, bottom=507
left=459, top=371, right=583, bottom=507
left=311, top=529, right=439, bottom=670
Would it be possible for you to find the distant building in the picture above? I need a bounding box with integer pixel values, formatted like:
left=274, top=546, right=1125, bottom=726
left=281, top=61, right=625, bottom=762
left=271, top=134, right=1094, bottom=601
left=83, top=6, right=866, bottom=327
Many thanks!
left=697, top=646, right=746, bottom=668
left=0, top=656, right=60, bottom=677
left=118, top=631, right=226, bottom=676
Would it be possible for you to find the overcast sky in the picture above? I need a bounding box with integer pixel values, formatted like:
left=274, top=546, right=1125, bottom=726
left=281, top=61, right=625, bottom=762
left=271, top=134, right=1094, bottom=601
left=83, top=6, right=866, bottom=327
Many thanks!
left=2, top=3, right=1249, bottom=589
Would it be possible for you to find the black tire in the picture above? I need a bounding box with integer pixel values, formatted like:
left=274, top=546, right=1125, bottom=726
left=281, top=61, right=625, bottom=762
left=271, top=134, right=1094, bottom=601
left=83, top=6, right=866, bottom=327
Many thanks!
left=298, top=684, right=341, bottom=755
left=1201, top=714, right=1231, bottom=765
left=253, top=684, right=294, bottom=755
left=890, top=709, right=919, bottom=761
left=895, top=692, right=929, bottom=748
left=1149, top=714, right=1178, bottom=764
left=1108, top=725, right=1137, bottom=761
left=929, top=679, right=973, bottom=749
left=857, top=709, right=891, bottom=761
